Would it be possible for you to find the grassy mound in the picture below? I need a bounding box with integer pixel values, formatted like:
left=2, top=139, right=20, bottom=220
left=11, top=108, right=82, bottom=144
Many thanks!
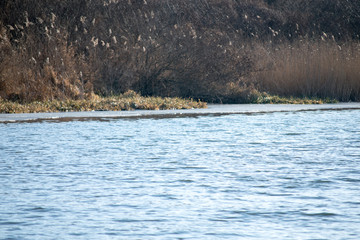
left=0, top=91, right=207, bottom=114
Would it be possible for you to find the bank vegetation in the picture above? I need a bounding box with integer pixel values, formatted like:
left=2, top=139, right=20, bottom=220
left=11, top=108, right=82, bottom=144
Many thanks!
left=0, top=90, right=206, bottom=113
left=1, top=0, right=359, bottom=107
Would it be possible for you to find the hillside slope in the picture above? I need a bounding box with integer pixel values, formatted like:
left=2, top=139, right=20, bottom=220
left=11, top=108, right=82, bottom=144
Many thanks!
left=1, top=0, right=359, bottom=103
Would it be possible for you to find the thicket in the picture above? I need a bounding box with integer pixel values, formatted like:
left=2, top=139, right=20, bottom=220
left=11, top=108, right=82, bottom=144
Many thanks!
left=1, top=0, right=359, bottom=103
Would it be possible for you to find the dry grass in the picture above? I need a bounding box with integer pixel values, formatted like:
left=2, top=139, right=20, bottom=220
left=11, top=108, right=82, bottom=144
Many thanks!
left=0, top=91, right=207, bottom=113
left=257, top=40, right=360, bottom=101
left=254, top=93, right=337, bottom=104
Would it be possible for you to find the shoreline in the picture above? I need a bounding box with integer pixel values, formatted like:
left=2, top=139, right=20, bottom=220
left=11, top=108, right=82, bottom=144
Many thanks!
left=0, top=91, right=338, bottom=115
left=1, top=103, right=359, bottom=124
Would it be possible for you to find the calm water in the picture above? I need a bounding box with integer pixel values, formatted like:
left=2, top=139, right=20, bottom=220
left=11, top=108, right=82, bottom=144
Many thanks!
left=1, top=107, right=360, bottom=239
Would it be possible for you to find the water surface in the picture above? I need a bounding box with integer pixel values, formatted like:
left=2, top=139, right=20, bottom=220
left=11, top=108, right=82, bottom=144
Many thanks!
left=1, top=105, right=360, bottom=239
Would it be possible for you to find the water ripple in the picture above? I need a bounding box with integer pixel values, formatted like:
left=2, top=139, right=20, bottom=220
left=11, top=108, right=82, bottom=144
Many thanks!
left=1, top=109, right=360, bottom=239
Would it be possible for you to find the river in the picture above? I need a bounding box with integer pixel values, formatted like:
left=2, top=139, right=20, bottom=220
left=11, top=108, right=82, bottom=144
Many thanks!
left=1, top=104, right=360, bottom=239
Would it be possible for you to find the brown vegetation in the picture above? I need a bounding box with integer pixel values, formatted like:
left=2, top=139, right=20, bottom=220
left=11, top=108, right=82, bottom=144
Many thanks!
left=0, top=0, right=359, bottom=104
left=0, top=90, right=206, bottom=113
left=257, top=41, right=360, bottom=101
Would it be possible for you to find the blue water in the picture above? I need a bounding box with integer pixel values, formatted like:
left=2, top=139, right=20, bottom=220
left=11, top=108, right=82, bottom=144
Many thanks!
left=1, top=108, right=360, bottom=239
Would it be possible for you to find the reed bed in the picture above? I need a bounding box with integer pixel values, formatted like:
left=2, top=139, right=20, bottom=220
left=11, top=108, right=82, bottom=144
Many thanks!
left=258, top=40, right=360, bottom=101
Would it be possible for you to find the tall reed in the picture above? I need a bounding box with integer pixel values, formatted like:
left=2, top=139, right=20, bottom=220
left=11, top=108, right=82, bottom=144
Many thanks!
left=257, top=40, right=360, bottom=101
